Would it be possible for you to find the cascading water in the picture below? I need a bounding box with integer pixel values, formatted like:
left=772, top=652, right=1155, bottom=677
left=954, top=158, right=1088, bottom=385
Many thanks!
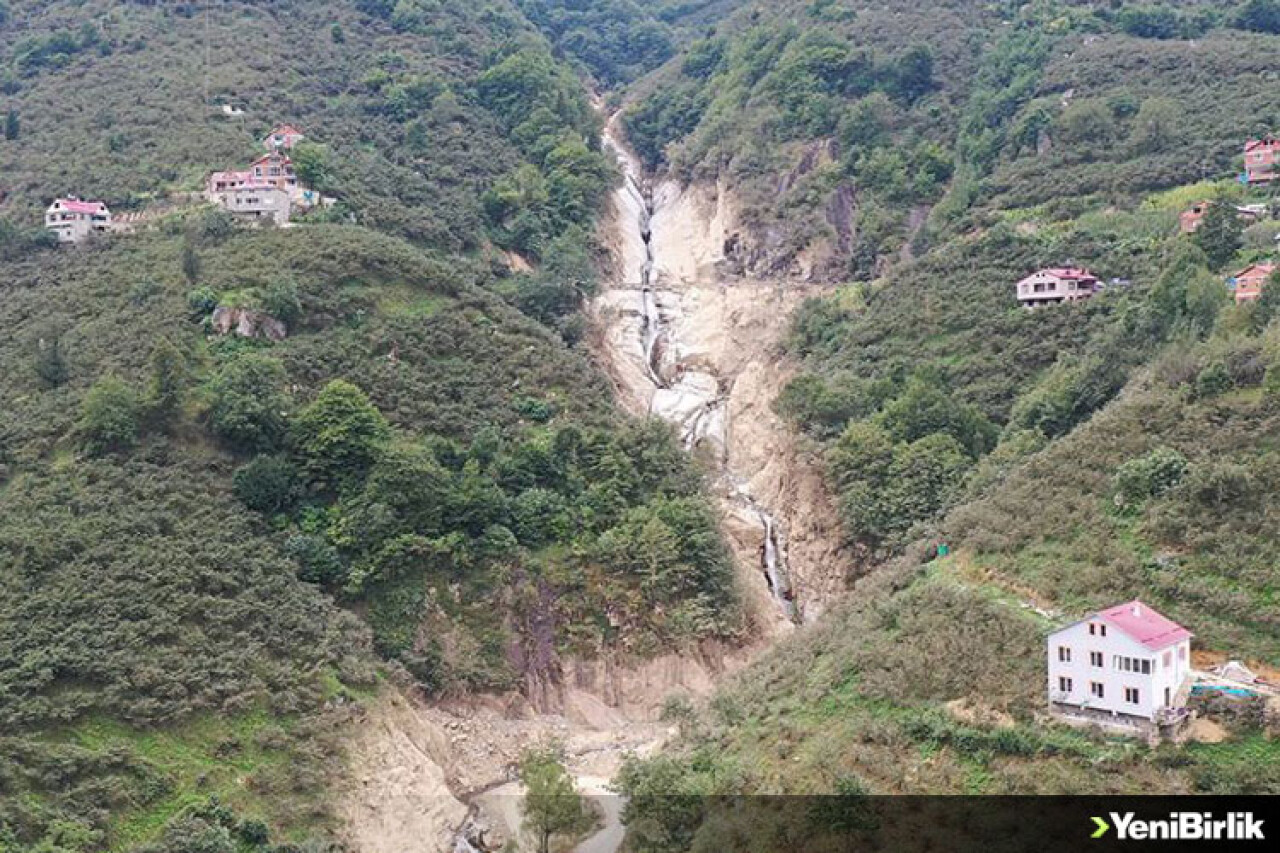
left=604, top=118, right=802, bottom=626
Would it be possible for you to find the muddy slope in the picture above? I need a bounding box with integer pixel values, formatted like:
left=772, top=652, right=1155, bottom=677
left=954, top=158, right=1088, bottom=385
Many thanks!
left=593, top=112, right=850, bottom=633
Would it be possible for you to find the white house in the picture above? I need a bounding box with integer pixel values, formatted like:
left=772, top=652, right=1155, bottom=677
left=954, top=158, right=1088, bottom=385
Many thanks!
left=1047, top=600, right=1192, bottom=732
left=1015, top=267, right=1100, bottom=308
left=45, top=197, right=112, bottom=243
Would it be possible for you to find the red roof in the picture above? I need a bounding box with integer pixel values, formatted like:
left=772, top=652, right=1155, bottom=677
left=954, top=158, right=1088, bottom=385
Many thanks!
left=267, top=124, right=303, bottom=137
left=1244, top=137, right=1279, bottom=151
left=1234, top=262, right=1276, bottom=280
left=210, top=169, right=250, bottom=183
left=1099, top=600, right=1191, bottom=651
left=54, top=198, right=108, bottom=214
left=250, top=153, right=292, bottom=168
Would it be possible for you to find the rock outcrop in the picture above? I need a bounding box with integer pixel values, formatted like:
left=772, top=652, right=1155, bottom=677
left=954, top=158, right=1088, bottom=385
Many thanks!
left=210, top=306, right=287, bottom=341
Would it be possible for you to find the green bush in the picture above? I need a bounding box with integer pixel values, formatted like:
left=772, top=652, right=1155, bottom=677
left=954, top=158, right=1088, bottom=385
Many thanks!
left=207, top=354, right=291, bottom=452
left=77, top=376, right=140, bottom=456
left=288, top=379, right=390, bottom=488
left=233, top=456, right=302, bottom=515
left=1114, top=446, right=1189, bottom=507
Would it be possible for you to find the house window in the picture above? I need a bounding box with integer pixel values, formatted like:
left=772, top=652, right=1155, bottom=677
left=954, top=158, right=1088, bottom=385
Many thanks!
left=1058, top=646, right=1071, bottom=662
left=1163, top=651, right=1172, bottom=668
left=1058, top=677, right=1073, bottom=693
left=1141, top=659, right=1151, bottom=675
left=1089, top=624, right=1095, bottom=635
left=1090, top=682, right=1105, bottom=699
left=1099, top=624, right=1107, bottom=637
left=1090, top=651, right=1103, bottom=667
left=1124, top=687, right=1139, bottom=704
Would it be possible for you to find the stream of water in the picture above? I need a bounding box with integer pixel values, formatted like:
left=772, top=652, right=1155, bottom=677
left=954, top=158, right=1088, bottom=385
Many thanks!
left=603, top=119, right=801, bottom=626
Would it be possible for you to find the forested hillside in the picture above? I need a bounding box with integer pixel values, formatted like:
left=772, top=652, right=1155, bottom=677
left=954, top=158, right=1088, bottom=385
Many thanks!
left=0, top=2, right=738, bottom=850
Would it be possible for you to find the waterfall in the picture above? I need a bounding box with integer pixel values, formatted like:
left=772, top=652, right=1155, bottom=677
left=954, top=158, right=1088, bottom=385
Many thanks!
left=604, top=116, right=803, bottom=626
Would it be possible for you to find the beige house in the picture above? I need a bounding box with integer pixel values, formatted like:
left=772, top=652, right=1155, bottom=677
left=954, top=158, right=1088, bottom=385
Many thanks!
left=262, top=123, right=305, bottom=151
left=45, top=197, right=112, bottom=243
left=1015, top=267, right=1100, bottom=308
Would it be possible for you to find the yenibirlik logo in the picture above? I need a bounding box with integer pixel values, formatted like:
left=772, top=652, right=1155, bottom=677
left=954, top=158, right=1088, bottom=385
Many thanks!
left=1092, top=812, right=1265, bottom=841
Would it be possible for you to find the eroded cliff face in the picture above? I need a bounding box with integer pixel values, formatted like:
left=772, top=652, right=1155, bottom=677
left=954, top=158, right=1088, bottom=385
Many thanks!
left=593, top=112, right=851, bottom=634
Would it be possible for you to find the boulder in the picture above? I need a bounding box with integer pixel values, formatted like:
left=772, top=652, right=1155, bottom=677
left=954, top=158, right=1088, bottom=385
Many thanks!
left=210, top=306, right=287, bottom=341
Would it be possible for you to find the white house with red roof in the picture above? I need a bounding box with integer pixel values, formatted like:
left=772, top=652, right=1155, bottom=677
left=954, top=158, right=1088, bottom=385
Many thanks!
left=44, top=197, right=112, bottom=243
left=1048, top=600, right=1193, bottom=731
left=1015, top=267, right=1100, bottom=308
left=262, top=124, right=305, bottom=151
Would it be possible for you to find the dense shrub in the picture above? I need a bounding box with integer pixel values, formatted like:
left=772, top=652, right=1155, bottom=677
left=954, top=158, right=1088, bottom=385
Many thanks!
left=76, top=376, right=140, bottom=456
left=1114, top=446, right=1189, bottom=506
left=233, top=456, right=302, bottom=515
left=207, top=354, right=291, bottom=453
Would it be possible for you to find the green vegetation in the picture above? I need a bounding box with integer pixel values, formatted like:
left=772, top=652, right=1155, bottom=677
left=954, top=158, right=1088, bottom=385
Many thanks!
left=519, top=745, right=594, bottom=853
left=0, top=2, right=739, bottom=850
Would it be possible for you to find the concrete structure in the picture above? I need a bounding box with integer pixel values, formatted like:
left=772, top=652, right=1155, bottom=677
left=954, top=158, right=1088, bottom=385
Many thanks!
left=44, top=197, right=111, bottom=243
left=1228, top=261, right=1276, bottom=304
left=262, top=124, right=305, bottom=151
left=1048, top=600, right=1192, bottom=734
left=212, top=183, right=291, bottom=226
left=1015, top=267, right=1100, bottom=308
left=1244, top=137, right=1279, bottom=184
left=1179, top=201, right=1212, bottom=234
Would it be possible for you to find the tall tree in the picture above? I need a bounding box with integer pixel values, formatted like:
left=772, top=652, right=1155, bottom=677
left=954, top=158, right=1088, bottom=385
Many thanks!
left=146, top=339, right=188, bottom=426
left=1194, top=199, right=1244, bottom=269
left=4, top=108, right=18, bottom=141
left=520, top=746, right=591, bottom=853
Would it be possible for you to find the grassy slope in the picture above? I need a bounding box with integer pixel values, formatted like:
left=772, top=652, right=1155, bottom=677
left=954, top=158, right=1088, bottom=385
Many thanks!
left=630, top=335, right=1280, bottom=812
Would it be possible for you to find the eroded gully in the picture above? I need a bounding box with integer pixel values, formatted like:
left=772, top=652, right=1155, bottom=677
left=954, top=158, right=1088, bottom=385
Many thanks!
left=596, top=113, right=832, bottom=628
left=438, top=111, right=851, bottom=853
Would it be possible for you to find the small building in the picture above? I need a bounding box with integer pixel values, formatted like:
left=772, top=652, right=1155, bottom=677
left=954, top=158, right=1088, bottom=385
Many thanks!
left=1179, top=201, right=1212, bottom=234
left=1048, top=600, right=1193, bottom=734
left=214, top=183, right=291, bottom=226
left=1179, top=200, right=1263, bottom=235
left=1015, top=267, right=1100, bottom=308
left=44, top=197, right=111, bottom=243
left=1228, top=261, right=1276, bottom=304
left=1244, top=137, right=1279, bottom=184
left=262, top=124, right=305, bottom=151
left=207, top=169, right=250, bottom=195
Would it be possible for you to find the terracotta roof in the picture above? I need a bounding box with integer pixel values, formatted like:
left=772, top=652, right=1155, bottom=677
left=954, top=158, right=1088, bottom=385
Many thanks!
left=249, top=153, right=292, bottom=168
left=1245, top=137, right=1280, bottom=151
left=1099, top=600, right=1192, bottom=651
left=266, top=124, right=303, bottom=137
left=1233, top=262, right=1276, bottom=279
